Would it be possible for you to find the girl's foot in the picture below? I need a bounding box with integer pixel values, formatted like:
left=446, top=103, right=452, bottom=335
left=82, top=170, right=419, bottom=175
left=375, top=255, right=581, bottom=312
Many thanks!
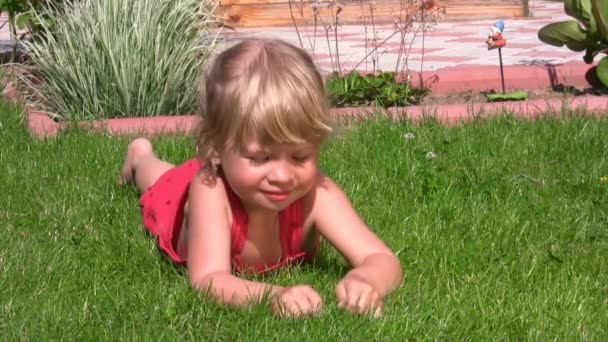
left=119, top=138, right=154, bottom=185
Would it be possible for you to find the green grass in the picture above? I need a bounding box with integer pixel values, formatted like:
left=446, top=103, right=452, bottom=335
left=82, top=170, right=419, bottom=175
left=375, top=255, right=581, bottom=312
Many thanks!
left=1, top=98, right=607, bottom=339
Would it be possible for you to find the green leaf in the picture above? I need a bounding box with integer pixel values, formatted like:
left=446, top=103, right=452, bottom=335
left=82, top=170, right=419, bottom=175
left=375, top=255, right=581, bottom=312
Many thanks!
left=16, top=12, right=32, bottom=30
left=324, top=70, right=428, bottom=108
left=565, top=0, right=596, bottom=32
left=485, top=91, right=529, bottom=102
left=538, top=21, right=595, bottom=51
left=590, top=0, right=608, bottom=42
left=597, top=55, right=608, bottom=88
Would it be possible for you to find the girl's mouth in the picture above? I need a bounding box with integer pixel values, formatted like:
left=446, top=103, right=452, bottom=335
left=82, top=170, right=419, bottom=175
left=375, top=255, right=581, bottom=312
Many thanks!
left=261, top=190, right=290, bottom=202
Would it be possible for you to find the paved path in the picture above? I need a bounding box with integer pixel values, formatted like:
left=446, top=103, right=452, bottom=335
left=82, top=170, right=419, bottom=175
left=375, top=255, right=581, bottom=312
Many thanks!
left=223, top=0, right=584, bottom=73
left=0, top=0, right=586, bottom=73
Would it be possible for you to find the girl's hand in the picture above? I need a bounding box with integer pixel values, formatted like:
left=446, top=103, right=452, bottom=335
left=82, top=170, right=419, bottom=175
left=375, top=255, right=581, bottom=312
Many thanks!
left=335, top=275, right=383, bottom=317
left=270, top=285, right=323, bottom=318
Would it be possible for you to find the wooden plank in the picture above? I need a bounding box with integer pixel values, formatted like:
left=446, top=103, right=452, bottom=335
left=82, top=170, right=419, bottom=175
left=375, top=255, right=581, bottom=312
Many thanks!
left=220, top=0, right=520, bottom=7
left=218, top=0, right=524, bottom=27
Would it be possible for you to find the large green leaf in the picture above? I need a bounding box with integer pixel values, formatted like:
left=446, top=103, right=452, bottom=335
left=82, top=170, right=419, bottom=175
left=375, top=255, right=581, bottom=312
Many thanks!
left=597, top=55, right=608, bottom=88
left=565, top=0, right=596, bottom=32
left=538, top=21, right=595, bottom=51
left=590, top=0, right=608, bottom=42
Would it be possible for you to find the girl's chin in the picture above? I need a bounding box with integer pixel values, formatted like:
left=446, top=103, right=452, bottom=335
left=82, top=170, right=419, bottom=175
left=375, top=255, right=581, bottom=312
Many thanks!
left=241, top=196, right=295, bottom=213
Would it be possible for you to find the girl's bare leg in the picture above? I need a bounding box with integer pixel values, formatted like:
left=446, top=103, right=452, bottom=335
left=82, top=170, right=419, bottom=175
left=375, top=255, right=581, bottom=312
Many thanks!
left=119, top=138, right=174, bottom=194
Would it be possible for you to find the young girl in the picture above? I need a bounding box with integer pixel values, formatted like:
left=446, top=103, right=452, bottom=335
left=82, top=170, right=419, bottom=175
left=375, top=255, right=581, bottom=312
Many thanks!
left=120, top=38, right=402, bottom=318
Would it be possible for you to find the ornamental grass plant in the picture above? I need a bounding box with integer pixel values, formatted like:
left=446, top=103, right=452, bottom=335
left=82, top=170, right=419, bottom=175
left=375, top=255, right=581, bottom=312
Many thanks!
left=20, top=0, right=220, bottom=121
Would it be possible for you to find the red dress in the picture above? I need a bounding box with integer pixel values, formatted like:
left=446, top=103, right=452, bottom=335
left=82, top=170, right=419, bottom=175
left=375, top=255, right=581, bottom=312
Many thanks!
left=139, top=159, right=319, bottom=274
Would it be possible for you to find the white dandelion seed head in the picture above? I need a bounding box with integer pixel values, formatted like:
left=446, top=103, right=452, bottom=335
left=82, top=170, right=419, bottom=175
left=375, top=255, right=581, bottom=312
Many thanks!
left=426, top=151, right=437, bottom=160
left=403, top=133, right=415, bottom=140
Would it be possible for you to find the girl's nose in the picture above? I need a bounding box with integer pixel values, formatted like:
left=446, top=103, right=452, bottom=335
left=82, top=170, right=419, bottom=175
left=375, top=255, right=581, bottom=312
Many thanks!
left=267, top=161, right=293, bottom=184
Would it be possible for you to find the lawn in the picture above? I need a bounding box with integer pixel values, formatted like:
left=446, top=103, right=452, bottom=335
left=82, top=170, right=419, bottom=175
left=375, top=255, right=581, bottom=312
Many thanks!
left=1, top=97, right=607, bottom=339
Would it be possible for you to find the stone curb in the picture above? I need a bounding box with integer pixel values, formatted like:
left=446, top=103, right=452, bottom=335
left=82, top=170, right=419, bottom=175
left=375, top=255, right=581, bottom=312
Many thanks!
left=13, top=61, right=608, bottom=138
left=26, top=95, right=608, bottom=138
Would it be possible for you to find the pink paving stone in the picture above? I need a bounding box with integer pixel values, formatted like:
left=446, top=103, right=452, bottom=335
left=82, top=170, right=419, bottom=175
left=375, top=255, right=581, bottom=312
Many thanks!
left=364, top=25, right=393, bottom=30
left=532, top=16, right=560, bottom=20
left=406, top=62, right=592, bottom=94
left=455, top=22, right=500, bottom=27
left=416, top=55, right=471, bottom=62
left=317, top=61, right=360, bottom=69
left=27, top=109, right=58, bottom=138
left=289, top=24, right=359, bottom=37
left=499, top=43, right=541, bottom=49
left=296, top=31, right=363, bottom=39
left=27, top=112, right=201, bottom=139
left=424, top=31, right=474, bottom=37
left=351, top=42, right=414, bottom=49
left=384, top=47, right=443, bottom=54
left=509, top=27, right=546, bottom=33
left=310, top=53, right=336, bottom=59
left=336, top=37, right=378, bottom=43
left=446, top=37, right=488, bottom=43
left=515, top=50, right=579, bottom=57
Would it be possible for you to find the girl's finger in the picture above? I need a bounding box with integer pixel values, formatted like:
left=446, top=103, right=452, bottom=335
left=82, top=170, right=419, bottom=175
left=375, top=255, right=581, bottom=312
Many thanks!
left=335, top=282, right=347, bottom=308
left=304, top=288, right=323, bottom=313
left=372, top=304, right=383, bottom=318
left=345, top=289, right=363, bottom=313
left=355, top=290, right=374, bottom=314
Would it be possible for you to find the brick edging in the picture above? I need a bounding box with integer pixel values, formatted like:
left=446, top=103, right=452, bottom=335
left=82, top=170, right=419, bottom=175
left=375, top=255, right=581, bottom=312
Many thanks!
left=9, top=61, right=606, bottom=138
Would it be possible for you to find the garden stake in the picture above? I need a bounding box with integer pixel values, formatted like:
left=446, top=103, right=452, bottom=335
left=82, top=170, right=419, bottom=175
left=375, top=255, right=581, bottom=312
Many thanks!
left=485, top=20, right=528, bottom=102
left=498, top=47, right=505, bottom=94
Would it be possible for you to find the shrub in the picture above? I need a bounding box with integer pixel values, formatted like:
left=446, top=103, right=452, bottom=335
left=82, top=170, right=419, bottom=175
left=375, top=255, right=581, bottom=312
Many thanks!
left=326, top=71, right=429, bottom=108
left=22, top=0, right=220, bottom=120
left=538, top=0, right=608, bottom=88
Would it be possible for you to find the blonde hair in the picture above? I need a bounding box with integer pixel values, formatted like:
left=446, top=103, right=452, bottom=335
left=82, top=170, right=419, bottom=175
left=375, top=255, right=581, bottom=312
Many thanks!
left=195, top=38, right=332, bottom=172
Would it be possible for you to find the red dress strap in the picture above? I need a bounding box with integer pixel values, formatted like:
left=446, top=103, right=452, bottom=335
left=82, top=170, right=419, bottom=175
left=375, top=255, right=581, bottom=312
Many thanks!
left=223, top=181, right=248, bottom=260
left=223, top=187, right=316, bottom=274
left=279, top=200, right=302, bottom=258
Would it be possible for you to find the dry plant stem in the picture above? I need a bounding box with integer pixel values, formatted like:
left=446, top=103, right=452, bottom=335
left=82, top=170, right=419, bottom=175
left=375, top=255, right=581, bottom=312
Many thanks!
left=287, top=0, right=443, bottom=76
left=369, top=2, right=378, bottom=71
left=393, top=5, right=405, bottom=74
left=401, top=22, right=423, bottom=75
left=396, top=4, right=414, bottom=74
left=394, top=2, right=413, bottom=74
left=334, top=5, right=342, bottom=75
left=397, top=3, right=445, bottom=78
left=318, top=14, right=336, bottom=72
left=288, top=0, right=304, bottom=48
left=312, top=14, right=318, bottom=58
left=398, top=3, right=424, bottom=75
left=7, top=14, right=18, bottom=62
left=359, top=2, right=371, bottom=72
left=351, top=31, right=400, bottom=72
left=419, top=7, right=426, bottom=81
left=288, top=0, right=318, bottom=59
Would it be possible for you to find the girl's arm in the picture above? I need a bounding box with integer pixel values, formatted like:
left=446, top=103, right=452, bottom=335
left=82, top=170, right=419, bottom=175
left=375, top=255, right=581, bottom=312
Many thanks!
left=310, top=175, right=402, bottom=312
left=186, top=176, right=321, bottom=316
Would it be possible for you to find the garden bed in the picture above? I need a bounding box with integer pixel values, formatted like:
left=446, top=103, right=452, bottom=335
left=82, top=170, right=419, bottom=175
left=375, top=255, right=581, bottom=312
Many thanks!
left=8, top=61, right=608, bottom=138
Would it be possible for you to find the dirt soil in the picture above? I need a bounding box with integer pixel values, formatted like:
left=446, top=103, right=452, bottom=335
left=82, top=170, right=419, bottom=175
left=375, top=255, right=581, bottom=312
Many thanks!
left=422, top=85, right=606, bottom=106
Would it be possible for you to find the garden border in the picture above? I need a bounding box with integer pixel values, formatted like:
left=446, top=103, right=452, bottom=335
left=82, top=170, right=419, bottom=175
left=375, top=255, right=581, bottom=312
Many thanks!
left=9, top=61, right=608, bottom=138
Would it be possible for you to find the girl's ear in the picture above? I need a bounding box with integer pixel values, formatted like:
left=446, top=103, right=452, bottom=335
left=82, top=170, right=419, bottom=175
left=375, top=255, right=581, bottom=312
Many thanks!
left=210, top=150, right=221, bottom=166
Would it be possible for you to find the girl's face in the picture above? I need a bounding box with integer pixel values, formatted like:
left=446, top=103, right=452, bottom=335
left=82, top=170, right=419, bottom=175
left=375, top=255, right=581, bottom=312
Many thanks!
left=218, top=139, right=319, bottom=213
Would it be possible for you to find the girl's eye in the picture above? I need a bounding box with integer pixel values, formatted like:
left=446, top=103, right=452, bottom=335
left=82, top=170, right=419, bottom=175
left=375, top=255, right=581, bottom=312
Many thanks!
left=247, top=156, right=269, bottom=164
left=292, top=155, right=310, bottom=163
